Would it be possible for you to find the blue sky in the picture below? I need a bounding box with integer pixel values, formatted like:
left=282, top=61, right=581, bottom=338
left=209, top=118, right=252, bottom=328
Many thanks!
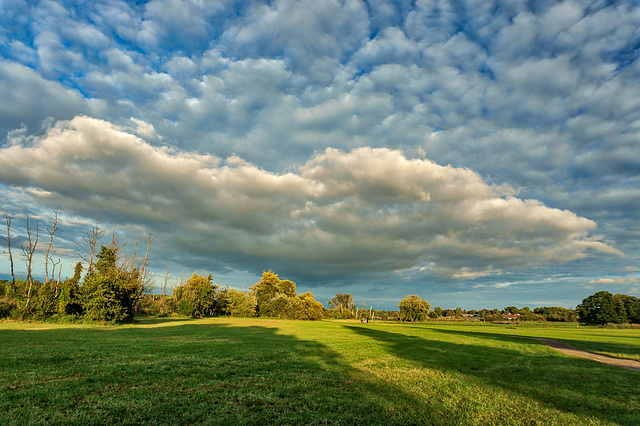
left=1, top=0, right=639, bottom=310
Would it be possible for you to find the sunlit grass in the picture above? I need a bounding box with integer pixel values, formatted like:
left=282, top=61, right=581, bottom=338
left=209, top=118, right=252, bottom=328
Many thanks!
left=1, top=317, right=638, bottom=425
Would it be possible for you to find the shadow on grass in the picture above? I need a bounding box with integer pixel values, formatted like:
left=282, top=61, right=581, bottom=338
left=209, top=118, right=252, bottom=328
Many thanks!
left=345, top=324, right=640, bottom=425
left=1, top=319, right=465, bottom=425
left=424, top=325, right=640, bottom=362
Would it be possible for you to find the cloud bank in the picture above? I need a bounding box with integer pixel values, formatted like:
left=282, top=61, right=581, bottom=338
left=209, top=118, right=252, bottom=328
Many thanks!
left=0, top=116, right=621, bottom=281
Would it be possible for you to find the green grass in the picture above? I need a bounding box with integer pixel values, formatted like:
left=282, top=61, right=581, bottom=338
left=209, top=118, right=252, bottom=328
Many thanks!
left=1, top=318, right=639, bottom=425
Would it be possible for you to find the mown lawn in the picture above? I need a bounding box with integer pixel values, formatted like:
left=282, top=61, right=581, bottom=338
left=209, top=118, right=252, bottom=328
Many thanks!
left=1, top=317, right=638, bottom=425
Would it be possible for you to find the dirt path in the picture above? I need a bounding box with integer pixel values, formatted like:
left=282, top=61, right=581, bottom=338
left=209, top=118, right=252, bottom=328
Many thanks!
left=517, top=336, right=640, bottom=372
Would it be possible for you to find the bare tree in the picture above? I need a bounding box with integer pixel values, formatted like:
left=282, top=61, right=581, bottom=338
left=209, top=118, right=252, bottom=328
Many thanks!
left=2, top=215, right=15, bottom=287
left=21, top=215, right=39, bottom=311
left=76, top=214, right=105, bottom=273
left=161, top=263, right=171, bottom=314
left=44, top=209, right=61, bottom=283
left=108, top=224, right=128, bottom=260
left=139, top=231, right=155, bottom=284
left=52, top=258, right=62, bottom=285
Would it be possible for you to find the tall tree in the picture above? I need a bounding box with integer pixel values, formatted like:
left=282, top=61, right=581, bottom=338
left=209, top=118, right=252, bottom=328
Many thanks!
left=77, top=215, right=105, bottom=273
left=20, top=215, right=39, bottom=311
left=2, top=215, right=15, bottom=287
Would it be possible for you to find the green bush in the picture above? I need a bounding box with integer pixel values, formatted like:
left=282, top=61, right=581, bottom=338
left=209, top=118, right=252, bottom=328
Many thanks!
left=173, top=273, right=218, bottom=317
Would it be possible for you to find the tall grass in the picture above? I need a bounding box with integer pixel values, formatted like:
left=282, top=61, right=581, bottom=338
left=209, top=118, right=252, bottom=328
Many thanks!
left=1, top=318, right=638, bottom=425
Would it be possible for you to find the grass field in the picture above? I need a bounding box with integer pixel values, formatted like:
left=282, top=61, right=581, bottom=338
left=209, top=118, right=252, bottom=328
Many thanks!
left=1, top=318, right=639, bottom=425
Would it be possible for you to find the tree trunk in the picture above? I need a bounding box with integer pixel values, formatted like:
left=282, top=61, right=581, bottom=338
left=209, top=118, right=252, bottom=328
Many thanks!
left=44, top=209, right=60, bottom=283
left=4, top=215, right=15, bottom=288
left=21, top=215, right=39, bottom=312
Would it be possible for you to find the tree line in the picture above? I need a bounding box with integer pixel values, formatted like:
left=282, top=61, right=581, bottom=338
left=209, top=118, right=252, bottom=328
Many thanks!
left=395, top=293, right=640, bottom=325
left=394, top=295, right=578, bottom=322
left=2, top=213, right=638, bottom=325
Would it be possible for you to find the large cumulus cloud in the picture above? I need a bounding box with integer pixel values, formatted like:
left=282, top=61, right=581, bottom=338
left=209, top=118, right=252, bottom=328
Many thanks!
left=0, top=116, right=621, bottom=281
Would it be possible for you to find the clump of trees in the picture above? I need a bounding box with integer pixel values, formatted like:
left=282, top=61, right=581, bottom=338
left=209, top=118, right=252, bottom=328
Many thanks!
left=326, top=293, right=357, bottom=319
left=1, top=212, right=329, bottom=322
left=577, top=291, right=640, bottom=325
left=249, top=270, right=324, bottom=320
left=1, top=212, right=153, bottom=323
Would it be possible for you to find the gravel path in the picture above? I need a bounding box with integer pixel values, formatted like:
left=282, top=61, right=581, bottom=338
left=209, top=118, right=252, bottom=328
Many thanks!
left=518, top=336, right=640, bottom=372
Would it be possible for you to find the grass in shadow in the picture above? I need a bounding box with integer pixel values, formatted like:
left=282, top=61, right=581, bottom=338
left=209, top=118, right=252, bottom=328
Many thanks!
left=345, top=324, right=640, bottom=425
left=1, top=318, right=465, bottom=425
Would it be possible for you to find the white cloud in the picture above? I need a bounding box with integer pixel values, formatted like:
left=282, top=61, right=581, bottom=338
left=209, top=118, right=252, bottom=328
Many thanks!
left=587, top=277, right=639, bottom=285
left=130, top=118, right=157, bottom=139
left=0, top=116, right=622, bottom=280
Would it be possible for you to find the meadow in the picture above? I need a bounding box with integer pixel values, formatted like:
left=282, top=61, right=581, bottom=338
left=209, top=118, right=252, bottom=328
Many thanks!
left=1, top=318, right=639, bottom=425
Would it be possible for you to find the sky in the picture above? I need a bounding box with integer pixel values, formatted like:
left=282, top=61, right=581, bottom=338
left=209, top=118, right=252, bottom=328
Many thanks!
left=1, top=0, right=639, bottom=311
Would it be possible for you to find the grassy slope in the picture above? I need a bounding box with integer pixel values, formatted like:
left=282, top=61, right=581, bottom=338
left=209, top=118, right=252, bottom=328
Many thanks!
left=0, top=318, right=638, bottom=425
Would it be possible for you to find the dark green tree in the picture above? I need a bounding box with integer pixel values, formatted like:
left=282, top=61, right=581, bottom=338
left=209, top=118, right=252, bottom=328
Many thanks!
left=80, top=246, right=142, bottom=322
left=577, top=291, right=625, bottom=325
left=615, top=294, right=640, bottom=324
left=57, top=262, right=83, bottom=316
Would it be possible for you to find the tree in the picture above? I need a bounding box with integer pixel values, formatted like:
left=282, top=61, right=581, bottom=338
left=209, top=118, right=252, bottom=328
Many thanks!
left=81, top=246, right=143, bottom=322
left=576, top=291, right=625, bottom=325
left=2, top=215, right=15, bottom=287
left=76, top=215, right=105, bottom=274
left=328, top=293, right=356, bottom=317
left=297, top=292, right=324, bottom=320
left=44, top=209, right=61, bottom=284
left=503, top=306, right=519, bottom=315
left=533, top=306, right=576, bottom=322
left=20, top=215, right=39, bottom=312
left=249, top=270, right=293, bottom=316
left=260, top=294, right=301, bottom=319
left=217, top=288, right=256, bottom=317
left=615, top=294, right=640, bottom=324
left=173, top=273, right=218, bottom=317
left=398, top=295, right=431, bottom=322
left=57, top=262, right=83, bottom=316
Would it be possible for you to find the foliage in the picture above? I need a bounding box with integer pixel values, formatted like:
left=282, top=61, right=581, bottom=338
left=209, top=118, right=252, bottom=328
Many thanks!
left=217, top=288, right=256, bottom=317
left=577, top=291, right=640, bottom=325
left=173, top=273, right=218, bottom=318
left=533, top=306, right=576, bottom=322
left=80, top=246, right=143, bottom=322
left=250, top=270, right=293, bottom=315
left=327, top=293, right=356, bottom=317
left=248, top=271, right=323, bottom=320
left=260, top=294, right=302, bottom=318
left=297, top=292, right=325, bottom=320
left=398, top=295, right=431, bottom=322
left=0, top=299, right=16, bottom=319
